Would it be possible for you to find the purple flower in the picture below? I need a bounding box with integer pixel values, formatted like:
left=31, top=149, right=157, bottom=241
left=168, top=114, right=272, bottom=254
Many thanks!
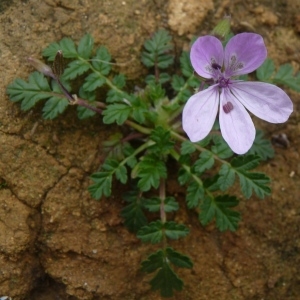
left=182, top=33, right=293, bottom=154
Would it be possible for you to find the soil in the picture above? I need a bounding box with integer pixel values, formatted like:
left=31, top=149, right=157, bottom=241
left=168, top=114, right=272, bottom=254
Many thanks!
left=0, top=0, right=300, bottom=299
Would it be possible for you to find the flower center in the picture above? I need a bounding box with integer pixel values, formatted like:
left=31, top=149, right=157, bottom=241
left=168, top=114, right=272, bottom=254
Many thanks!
left=218, top=76, right=230, bottom=88
left=209, top=61, right=231, bottom=88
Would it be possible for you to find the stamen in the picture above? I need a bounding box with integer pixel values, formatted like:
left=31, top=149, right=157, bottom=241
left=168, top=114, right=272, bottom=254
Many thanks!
left=229, top=54, right=244, bottom=71
left=212, top=62, right=221, bottom=70
left=223, top=102, right=234, bottom=114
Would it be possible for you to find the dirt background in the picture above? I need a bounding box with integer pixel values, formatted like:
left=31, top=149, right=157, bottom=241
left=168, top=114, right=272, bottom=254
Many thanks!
left=0, top=0, right=300, bottom=299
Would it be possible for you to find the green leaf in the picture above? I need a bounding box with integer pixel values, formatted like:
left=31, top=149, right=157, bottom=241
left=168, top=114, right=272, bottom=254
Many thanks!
left=146, top=82, right=166, bottom=104
left=171, top=75, right=185, bottom=91
left=7, top=72, right=51, bottom=111
left=142, top=250, right=165, bottom=274
left=231, top=155, right=261, bottom=171
left=178, top=167, right=191, bottom=185
left=176, top=88, right=192, bottom=104
left=128, top=96, right=148, bottom=124
left=141, top=29, right=174, bottom=69
left=112, top=74, right=126, bottom=89
left=62, top=60, right=90, bottom=80
left=136, top=155, right=167, bottom=191
left=165, top=247, right=193, bottom=268
left=237, top=172, right=271, bottom=199
left=102, top=103, right=132, bottom=125
left=92, top=46, right=111, bottom=75
left=256, top=58, right=275, bottom=81
left=83, top=73, right=106, bottom=92
left=145, top=73, right=171, bottom=85
left=88, top=171, right=112, bottom=200
left=137, top=221, right=188, bottom=243
left=161, top=197, right=179, bottom=212
left=199, top=195, right=240, bottom=231
left=137, top=221, right=163, bottom=244
left=141, top=249, right=164, bottom=273
left=106, top=89, right=127, bottom=103
left=42, top=37, right=77, bottom=60
left=77, top=105, right=97, bottom=119
left=42, top=96, right=69, bottom=119
left=144, top=196, right=179, bottom=212
left=196, top=135, right=212, bottom=147
left=217, top=164, right=235, bottom=191
left=186, top=181, right=204, bottom=208
left=180, top=50, right=194, bottom=77
left=149, top=259, right=183, bottom=297
left=273, top=63, right=300, bottom=91
left=77, top=33, right=94, bottom=59
left=211, top=135, right=233, bottom=159
left=88, top=159, right=127, bottom=200
left=218, top=155, right=271, bottom=198
left=180, top=140, right=196, bottom=155
left=165, top=221, right=189, bottom=240
left=246, top=130, right=274, bottom=160
left=149, top=126, right=174, bottom=155
left=194, top=151, right=214, bottom=174
left=115, top=164, right=127, bottom=184
left=121, top=191, right=147, bottom=232
left=141, top=248, right=192, bottom=297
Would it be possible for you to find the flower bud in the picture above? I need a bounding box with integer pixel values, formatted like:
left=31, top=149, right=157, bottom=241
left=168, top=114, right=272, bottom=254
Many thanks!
left=212, top=16, right=231, bottom=39
left=27, top=57, right=55, bottom=78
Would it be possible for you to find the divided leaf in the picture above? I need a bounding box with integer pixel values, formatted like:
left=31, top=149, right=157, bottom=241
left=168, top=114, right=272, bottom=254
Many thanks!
left=42, top=96, right=69, bottom=119
left=137, top=221, right=164, bottom=244
left=149, top=262, right=183, bottom=297
left=211, top=135, right=233, bottom=159
left=274, top=63, right=300, bottom=92
left=121, top=191, right=147, bottom=232
left=136, top=155, right=167, bottom=191
left=92, top=46, right=111, bottom=75
left=102, top=103, right=132, bottom=125
left=144, top=196, right=179, bottom=213
left=246, top=130, right=274, bottom=160
left=141, top=247, right=192, bottom=297
left=77, top=33, right=94, bottom=59
left=137, top=221, right=189, bottom=243
left=43, top=37, right=78, bottom=60
left=180, top=140, right=196, bottom=155
left=141, top=29, right=174, bottom=69
left=83, top=73, right=106, bottom=92
left=62, top=60, right=90, bottom=80
left=217, top=155, right=271, bottom=198
left=88, top=159, right=127, bottom=200
left=256, top=58, right=275, bottom=81
left=194, top=151, right=214, bottom=174
left=199, top=195, right=240, bottom=231
left=7, top=72, right=51, bottom=111
left=149, top=126, right=174, bottom=155
left=186, top=181, right=204, bottom=208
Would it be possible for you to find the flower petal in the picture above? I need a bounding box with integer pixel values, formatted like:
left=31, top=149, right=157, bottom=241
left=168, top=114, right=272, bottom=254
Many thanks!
left=219, top=88, right=255, bottom=154
left=230, top=81, right=293, bottom=123
left=190, top=36, right=224, bottom=79
left=182, top=85, right=219, bottom=142
left=224, top=33, right=267, bottom=77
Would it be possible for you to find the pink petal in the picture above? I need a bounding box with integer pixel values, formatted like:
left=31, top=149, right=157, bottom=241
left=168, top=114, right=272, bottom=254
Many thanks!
left=219, top=88, right=256, bottom=154
left=182, top=85, right=219, bottom=142
left=190, top=36, right=224, bottom=79
left=230, top=81, right=293, bottom=123
left=224, top=33, right=267, bottom=77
